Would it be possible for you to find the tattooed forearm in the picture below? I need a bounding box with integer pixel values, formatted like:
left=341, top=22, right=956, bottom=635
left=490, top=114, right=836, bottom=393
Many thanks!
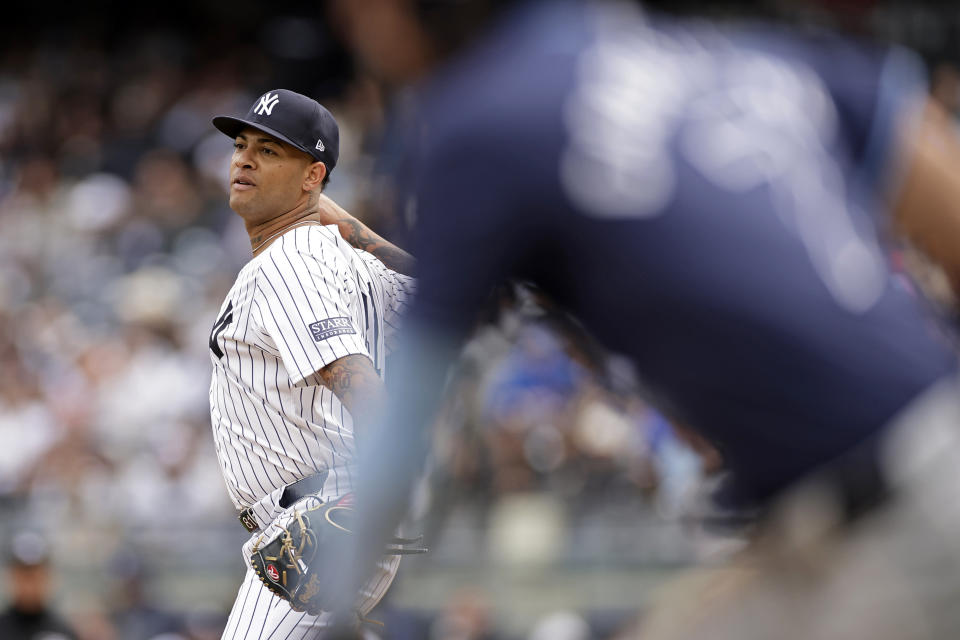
left=341, top=217, right=378, bottom=252
left=334, top=217, right=417, bottom=275
left=318, top=354, right=386, bottom=441
left=315, top=194, right=416, bottom=275
left=371, top=244, right=417, bottom=276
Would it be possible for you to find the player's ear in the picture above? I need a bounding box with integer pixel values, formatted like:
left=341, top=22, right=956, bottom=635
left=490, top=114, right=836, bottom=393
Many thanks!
left=303, top=161, right=327, bottom=193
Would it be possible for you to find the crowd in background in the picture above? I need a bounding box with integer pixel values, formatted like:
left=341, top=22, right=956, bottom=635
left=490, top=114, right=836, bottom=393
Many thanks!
left=0, top=10, right=710, bottom=640
left=1, top=2, right=959, bottom=639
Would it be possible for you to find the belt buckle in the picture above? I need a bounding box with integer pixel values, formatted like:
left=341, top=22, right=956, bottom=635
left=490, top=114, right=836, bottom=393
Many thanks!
left=238, top=508, right=260, bottom=533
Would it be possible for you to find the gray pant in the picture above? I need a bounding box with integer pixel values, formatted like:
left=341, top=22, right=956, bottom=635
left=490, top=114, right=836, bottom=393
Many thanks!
left=636, top=377, right=960, bottom=640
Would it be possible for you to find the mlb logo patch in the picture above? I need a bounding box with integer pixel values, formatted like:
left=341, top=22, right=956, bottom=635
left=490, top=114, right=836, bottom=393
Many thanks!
left=309, top=317, right=356, bottom=342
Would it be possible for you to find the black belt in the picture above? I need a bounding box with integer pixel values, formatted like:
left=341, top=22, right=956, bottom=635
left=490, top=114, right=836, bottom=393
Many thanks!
left=238, top=471, right=330, bottom=533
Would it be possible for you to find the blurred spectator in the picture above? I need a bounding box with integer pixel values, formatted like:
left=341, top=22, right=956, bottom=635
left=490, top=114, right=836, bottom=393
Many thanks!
left=108, top=551, right=184, bottom=640
left=0, top=530, right=78, bottom=640
left=429, top=588, right=503, bottom=640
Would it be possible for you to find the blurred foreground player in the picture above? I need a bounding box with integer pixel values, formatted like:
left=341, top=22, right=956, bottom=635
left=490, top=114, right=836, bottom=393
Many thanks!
left=326, top=1, right=960, bottom=638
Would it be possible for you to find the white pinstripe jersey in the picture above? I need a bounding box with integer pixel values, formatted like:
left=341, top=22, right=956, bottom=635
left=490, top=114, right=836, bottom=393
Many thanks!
left=208, top=223, right=415, bottom=509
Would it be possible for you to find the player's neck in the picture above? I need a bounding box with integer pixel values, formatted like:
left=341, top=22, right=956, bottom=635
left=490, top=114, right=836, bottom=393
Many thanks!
left=248, top=200, right=325, bottom=256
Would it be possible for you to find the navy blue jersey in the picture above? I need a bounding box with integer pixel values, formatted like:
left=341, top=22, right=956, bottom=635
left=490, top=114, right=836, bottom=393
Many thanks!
left=386, top=0, right=958, bottom=505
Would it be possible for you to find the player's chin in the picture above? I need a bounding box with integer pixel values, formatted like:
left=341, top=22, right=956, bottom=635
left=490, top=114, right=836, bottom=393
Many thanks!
left=229, top=190, right=257, bottom=214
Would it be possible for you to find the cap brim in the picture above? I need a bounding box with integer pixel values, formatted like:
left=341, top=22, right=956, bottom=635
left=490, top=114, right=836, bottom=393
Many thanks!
left=212, top=116, right=320, bottom=161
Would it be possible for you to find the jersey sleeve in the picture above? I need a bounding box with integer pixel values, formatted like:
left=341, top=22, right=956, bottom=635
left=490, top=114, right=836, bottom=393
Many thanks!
left=782, top=33, right=927, bottom=193
left=254, top=235, right=370, bottom=387
left=806, top=39, right=927, bottom=193
left=355, top=251, right=417, bottom=355
left=854, top=46, right=928, bottom=194
left=734, top=27, right=928, bottom=196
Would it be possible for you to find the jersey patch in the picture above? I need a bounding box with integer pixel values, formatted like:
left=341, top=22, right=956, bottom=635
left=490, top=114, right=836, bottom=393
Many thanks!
left=308, top=317, right=356, bottom=342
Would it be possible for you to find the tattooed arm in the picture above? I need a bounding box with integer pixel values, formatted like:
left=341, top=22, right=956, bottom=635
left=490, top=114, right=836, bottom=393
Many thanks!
left=317, top=354, right=386, bottom=442
left=316, top=194, right=417, bottom=276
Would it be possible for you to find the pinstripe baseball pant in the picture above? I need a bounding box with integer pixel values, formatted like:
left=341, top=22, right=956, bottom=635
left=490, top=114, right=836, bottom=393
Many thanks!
left=221, top=554, right=400, bottom=639
left=222, top=487, right=401, bottom=639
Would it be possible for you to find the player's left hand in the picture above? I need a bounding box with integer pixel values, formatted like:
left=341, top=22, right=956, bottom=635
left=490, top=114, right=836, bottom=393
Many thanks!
left=247, top=494, right=426, bottom=616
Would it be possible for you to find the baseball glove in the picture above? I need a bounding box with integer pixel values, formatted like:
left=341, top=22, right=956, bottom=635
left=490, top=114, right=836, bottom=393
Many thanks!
left=248, top=494, right=426, bottom=615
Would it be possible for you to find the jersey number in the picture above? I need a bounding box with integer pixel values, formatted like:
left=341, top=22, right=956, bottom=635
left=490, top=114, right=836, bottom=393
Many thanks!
left=209, top=301, right=234, bottom=359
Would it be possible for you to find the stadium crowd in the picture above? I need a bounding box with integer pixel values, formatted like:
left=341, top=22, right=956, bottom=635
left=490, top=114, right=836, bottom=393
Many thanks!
left=1, top=2, right=958, bottom=639
left=0, top=11, right=711, bottom=640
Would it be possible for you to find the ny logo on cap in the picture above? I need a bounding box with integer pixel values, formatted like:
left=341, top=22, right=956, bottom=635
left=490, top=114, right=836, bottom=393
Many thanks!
left=255, top=92, right=280, bottom=116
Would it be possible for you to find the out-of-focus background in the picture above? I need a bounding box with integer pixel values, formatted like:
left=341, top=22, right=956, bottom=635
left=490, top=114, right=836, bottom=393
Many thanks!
left=0, top=1, right=958, bottom=639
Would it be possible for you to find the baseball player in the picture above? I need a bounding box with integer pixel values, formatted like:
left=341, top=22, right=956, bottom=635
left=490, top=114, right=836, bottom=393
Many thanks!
left=207, top=89, right=415, bottom=638
left=320, top=1, right=960, bottom=637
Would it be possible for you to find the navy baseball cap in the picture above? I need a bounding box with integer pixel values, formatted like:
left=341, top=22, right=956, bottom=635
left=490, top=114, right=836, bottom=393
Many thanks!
left=213, top=89, right=340, bottom=174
